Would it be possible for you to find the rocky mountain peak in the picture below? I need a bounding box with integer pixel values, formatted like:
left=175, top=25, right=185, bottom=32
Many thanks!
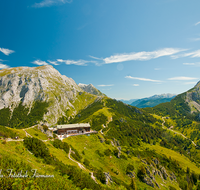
left=78, top=83, right=104, bottom=96
left=0, top=66, right=96, bottom=124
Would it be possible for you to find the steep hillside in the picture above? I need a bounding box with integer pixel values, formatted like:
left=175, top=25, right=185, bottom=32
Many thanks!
left=145, top=82, right=200, bottom=147
left=66, top=97, right=200, bottom=188
left=0, top=66, right=98, bottom=126
left=1, top=123, right=200, bottom=190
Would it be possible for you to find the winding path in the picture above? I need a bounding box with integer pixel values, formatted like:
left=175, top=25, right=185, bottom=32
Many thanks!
left=68, top=148, right=97, bottom=183
left=162, top=117, right=197, bottom=147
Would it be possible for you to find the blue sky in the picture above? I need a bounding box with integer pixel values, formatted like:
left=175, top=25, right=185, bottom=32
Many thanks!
left=1, top=0, right=200, bottom=99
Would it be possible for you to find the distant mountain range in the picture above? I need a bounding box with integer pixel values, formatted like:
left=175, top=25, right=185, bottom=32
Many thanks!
left=119, top=94, right=176, bottom=108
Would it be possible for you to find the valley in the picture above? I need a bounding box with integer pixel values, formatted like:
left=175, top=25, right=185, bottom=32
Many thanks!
left=0, top=66, right=200, bottom=190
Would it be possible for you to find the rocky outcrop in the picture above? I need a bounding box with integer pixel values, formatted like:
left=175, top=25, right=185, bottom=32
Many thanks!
left=152, top=158, right=159, bottom=165
left=169, top=172, right=177, bottom=181
left=160, top=167, right=168, bottom=180
left=78, top=83, right=104, bottom=96
left=142, top=176, right=154, bottom=188
left=0, top=65, right=97, bottom=124
left=127, top=171, right=135, bottom=178
left=104, top=172, right=113, bottom=185
left=98, top=135, right=105, bottom=143
left=38, top=125, right=53, bottom=137
left=140, top=158, right=177, bottom=188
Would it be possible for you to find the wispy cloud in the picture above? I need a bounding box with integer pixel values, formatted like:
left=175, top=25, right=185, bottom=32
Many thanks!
left=183, top=62, right=200, bottom=66
left=88, top=55, right=103, bottom=60
left=0, top=63, right=9, bottom=69
left=168, top=76, right=198, bottom=81
left=32, top=0, right=73, bottom=8
left=97, top=84, right=114, bottom=87
left=103, top=48, right=186, bottom=64
left=184, top=82, right=197, bottom=85
left=184, top=50, right=200, bottom=58
left=47, top=60, right=59, bottom=65
left=125, top=76, right=162, bottom=83
left=0, top=59, right=7, bottom=62
left=0, top=48, right=15, bottom=56
left=32, top=60, right=49, bottom=66
left=183, top=62, right=196, bottom=65
left=57, top=59, right=89, bottom=66
left=173, top=49, right=200, bottom=59
left=195, top=21, right=200, bottom=26
left=190, top=38, right=200, bottom=41
left=133, top=84, right=139, bottom=86
left=32, top=58, right=98, bottom=66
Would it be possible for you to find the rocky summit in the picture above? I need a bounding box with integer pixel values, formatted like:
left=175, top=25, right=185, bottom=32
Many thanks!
left=0, top=65, right=99, bottom=124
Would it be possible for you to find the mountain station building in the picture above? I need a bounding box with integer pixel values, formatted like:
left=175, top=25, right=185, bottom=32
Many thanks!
left=57, top=123, right=92, bottom=136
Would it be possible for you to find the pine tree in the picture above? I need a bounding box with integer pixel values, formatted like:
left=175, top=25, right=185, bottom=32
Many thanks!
left=130, top=177, right=137, bottom=190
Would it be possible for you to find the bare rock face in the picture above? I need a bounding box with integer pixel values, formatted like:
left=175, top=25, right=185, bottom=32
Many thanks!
left=0, top=65, right=94, bottom=124
left=126, top=171, right=135, bottom=178
left=169, top=172, right=177, bottom=181
left=142, top=176, right=154, bottom=188
left=104, top=172, right=113, bottom=185
left=152, top=158, right=159, bottom=165
left=78, top=83, right=104, bottom=96
left=160, top=167, right=168, bottom=180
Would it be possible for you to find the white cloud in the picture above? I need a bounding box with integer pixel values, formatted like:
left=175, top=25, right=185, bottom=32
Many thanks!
left=0, top=48, right=15, bottom=56
left=57, top=58, right=99, bottom=66
left=183, top=62, right=200, bottom=66
left=0, top=63, right=9, bottom=69
left=33, top=0, right=73, bottom=8
left=97, top=84, right=114, bottom=87
left=125, top=76, right=162, bottom=83
left=183, top=62, right=195, bottom=65
left=190, top=38, right=200, bottom=41
left=184, top=82, right=197, bottom=85
left=195, top=21, right=200, bottom=26
left=32, top=60, right=49, bottom=66
left=171, top=49, right=200, bottom=59
left=168, top=76, right=198, bottom=81
left=47, top=60, right=59, bottom=65
left=133, top=84, right=139, bottom=86
left=57, top=59, right=89, bottom=66
left=0, top=59, right=7, bottom=62
left=89, top=55, right=102, bottom=60
left=103, top=48, right=186, bottom=64
left=184, top=50, right=200, bottom=58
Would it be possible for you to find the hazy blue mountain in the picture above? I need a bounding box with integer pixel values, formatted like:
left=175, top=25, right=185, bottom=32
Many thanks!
left=118, top=99, right=138, bottom=104
left=129, top=94, right=176, bottom=108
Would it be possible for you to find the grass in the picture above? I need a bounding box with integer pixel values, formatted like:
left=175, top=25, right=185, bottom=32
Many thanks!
left=25, top=127, right=48, bottom=140
left=63, top=134, right=185, bottom=189
left=0, top=140, right=55, bottom=175
left=63, top=134, right=134, bottom=184
left=7, top=127, right=27, bottom=138
left=144, top=143, right=200, bottom=174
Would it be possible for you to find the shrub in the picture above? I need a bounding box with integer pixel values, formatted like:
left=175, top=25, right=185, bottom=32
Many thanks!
left=104, top=149, right=112, bottom=156
left=126, top=163, right=134, bottom=173
left=137, top=165, right=146, bottom=180
left=83, top=158, right=90, bottom=167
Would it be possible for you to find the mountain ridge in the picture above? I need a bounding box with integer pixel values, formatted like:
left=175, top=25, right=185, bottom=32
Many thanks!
left=0, top=65, right=98, bottom=125
left=78, top=83, right=105, bottom=96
